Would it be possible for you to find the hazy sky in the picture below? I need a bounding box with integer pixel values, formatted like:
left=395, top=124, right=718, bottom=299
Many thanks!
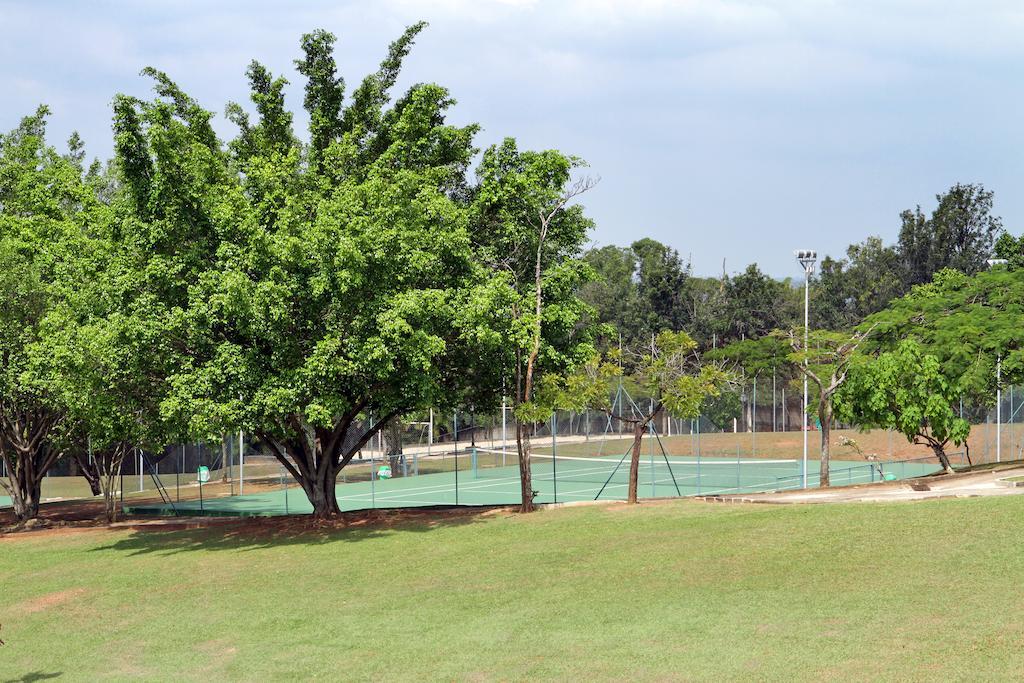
left=2, top=0, right=1022, bottom=276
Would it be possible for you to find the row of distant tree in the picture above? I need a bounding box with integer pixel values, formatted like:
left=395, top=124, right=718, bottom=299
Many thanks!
left=581, top=182, right=1009, bottom=348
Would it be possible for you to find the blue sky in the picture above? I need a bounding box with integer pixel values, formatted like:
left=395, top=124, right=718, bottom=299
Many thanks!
left=2, top=0, right=1022, bottom=276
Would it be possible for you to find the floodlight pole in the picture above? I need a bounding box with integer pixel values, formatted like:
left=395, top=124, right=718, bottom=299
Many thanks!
left=988, top=260, right=1007, bottom=464
left=997, top=355, right=1002, bottom=463
left=795, top=249, right=817, bottom=489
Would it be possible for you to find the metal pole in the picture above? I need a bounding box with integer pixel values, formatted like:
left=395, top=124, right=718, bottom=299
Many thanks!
left=239, top=430, right=245, bottom=495
left=138, top=447, right=143, bottom=492
left=802, top=268, right=810, bottom=488
left=650, top=418, right=655, bottom=498
left=501, top=400, right=507, bottom=465
left=752, top=376, right=757, bottom=457
left=552, top=413, right=557, bottom=503
left=696, top=416, right=702, bottom=495
left=454, top=411, right=458, bottom=454
left=178, top=444, right=183, bottom=501
left=772, top=369, right=777, bottom=432
left=428, top=408, right=433, bottom=458
left=997, top=356, right=1002, bottom=463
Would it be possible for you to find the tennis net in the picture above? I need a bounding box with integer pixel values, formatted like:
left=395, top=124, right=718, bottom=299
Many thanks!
left=468, top=447, right=801, bottom=495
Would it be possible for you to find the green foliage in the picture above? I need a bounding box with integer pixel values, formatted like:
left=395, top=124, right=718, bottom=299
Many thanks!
left=579, top=245, right=640, bottom=339
left=994, top=232, right=1024, bottom=269
left=101, top=24, right=594, bottom=516
left=897, top=183, right=1003, bottom=288
left=555, top=331, right=730, bottom=422
left=0, top=106, right=103, bottom=518
left=706, top=335, right=792, bottom=379
left=814, top=236, right=903, bottom=330
left=835, top=339, right=969, bottom=454
left=721, top=264, right=798, bottom=343
left=471, top=137, right=597, bottom=419
left=862, top=267, right=1024, bottom=402
left=631, top=238, right=691, bottom=336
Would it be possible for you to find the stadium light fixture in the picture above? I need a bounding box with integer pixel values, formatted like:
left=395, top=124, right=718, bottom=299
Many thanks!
left=794, top=249, right=817, bottom=489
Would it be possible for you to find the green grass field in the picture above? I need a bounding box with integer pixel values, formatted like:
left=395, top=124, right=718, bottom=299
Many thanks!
left=3, top=495, right=1024, bottom=680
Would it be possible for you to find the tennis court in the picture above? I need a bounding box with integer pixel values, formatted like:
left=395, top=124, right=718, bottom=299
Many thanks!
left=124, top=448, right=943, bottom=517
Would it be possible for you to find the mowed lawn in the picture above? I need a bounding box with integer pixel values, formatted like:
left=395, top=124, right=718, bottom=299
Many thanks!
left=3, top=497, right=1024, bottom=681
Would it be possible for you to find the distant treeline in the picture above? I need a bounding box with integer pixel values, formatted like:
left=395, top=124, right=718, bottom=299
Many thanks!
left=582, top=182, right=1009, bottom=349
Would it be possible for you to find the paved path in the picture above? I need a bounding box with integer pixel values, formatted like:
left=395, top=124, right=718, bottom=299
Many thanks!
left=700, top=463, right=1024, bottom=504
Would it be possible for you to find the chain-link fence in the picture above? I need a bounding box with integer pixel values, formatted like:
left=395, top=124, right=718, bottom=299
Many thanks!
left=9, top=385, right=1023, bottom=514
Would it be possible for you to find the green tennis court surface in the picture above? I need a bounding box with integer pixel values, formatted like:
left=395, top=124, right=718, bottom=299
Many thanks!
left=125, top=451, right=941, bottom=517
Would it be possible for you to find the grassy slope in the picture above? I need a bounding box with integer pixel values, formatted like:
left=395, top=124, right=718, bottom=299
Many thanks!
left=2, top=496, right=1024, bottom=681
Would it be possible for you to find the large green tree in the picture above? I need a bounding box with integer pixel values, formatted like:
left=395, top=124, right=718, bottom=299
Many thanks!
left=471, top=138, right=597, bottom=512
left=897, top=183, right=1003, bottom=288
left=0, top=108, right=98, bottom=521
left=783, top=328, right=874, bottom=487
left=835, top=339, right=969, bottom=473
left=133, top=24, right=519, bottom=518
left=862, top=268, right=1024, bottom=402
left=815, top=236, right=903, bottom=330
left=580, top=245, right=640, bottom=341
left=631, top=238, right=691, bottom=336
left=721, top=264, right=798, bottom=344
left=36, top=221, right=182, bottom=523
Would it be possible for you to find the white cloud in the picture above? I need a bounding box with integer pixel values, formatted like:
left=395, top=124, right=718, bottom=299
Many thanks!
left=1, top=0, right=1021, bottom=275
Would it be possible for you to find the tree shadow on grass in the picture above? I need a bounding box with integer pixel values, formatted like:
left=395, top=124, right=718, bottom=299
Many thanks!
left=89, top=505, right=509, bottom=556
left=3, top=672, right=63, bottom=683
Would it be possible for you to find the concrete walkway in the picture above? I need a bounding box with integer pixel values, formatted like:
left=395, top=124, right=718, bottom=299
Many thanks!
left=699, top=463, right=1024, bottom=504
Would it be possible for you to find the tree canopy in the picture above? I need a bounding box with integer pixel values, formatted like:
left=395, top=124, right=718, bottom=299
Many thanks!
left=835, top=339, right=969, bottom=472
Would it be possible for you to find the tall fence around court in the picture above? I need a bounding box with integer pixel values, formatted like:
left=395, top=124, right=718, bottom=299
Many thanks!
left=9, top=384, right=1024, bottom=513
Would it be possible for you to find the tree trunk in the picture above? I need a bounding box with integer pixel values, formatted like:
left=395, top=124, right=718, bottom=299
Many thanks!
left=383, top=418, right=403, bottom=473
left=72, top=450, right=102, bottom=497
left=627, top=422, right=644, bottom=504
left=9, top=480, right=41, bottom=521
left=306, top=463, right=341, bottom=519
left=930, top=443, right=955, bottom=474
left=100, top=469, right=119, bottom=524
left=100, top=445, right=130, bottom=524
left=2, top=446, right=54, bottom=523
left=307, top=455, right=341, bottom=519
left=259, top=411, right=402, bottom=519
left=819, top=401, right=832, bottom=488
left=516, top=420, right=534, bottom=512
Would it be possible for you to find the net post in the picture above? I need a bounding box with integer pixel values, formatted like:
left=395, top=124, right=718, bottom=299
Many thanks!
left=284, top=462, right=289, bottom=515
left=652, top=425, right=682, bottom=496
left=239, top=429, right=245, bottom=496
left=594, top=447, right=632, bottom=501
left=552, top=413, right=557, bottom=504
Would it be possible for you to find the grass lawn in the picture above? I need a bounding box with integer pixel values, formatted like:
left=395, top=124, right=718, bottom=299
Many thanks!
left=3, top=496, right=1024, bottom=681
